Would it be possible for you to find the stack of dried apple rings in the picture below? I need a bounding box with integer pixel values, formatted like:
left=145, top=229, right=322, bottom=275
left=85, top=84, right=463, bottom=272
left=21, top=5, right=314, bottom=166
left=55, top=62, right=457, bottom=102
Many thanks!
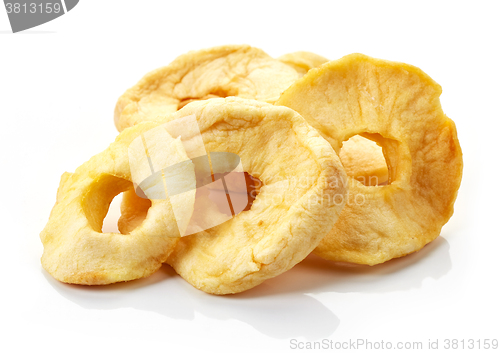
left=40, top=45, right=462, bottom=294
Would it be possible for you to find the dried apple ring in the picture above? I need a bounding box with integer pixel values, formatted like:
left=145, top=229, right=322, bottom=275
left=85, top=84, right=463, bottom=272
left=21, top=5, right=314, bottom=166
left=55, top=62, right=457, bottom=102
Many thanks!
left=277, top=53, right=463, bottom=265
left=160, top=97, right=348, bottom=294
left=114, top=45, right=300, bottom=131
left=40, top=121, right=196, bottom=285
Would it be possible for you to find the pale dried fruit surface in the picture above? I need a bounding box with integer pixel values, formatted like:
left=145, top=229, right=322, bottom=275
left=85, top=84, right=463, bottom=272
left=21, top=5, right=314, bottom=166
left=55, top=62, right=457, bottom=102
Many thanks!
left=278, top=51, right=388, bottom=185
left=339, top=135, right=388, bottom=186
left=278, top=51, right=329, bottom=76
left=115, top=45, right=300, bottom=131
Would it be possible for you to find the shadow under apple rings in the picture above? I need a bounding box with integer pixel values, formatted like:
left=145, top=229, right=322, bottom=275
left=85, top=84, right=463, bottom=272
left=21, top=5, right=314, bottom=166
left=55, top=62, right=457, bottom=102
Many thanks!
left=43, top=236, right=451, bottom=340
left=43, top=266, right=338, bottom=340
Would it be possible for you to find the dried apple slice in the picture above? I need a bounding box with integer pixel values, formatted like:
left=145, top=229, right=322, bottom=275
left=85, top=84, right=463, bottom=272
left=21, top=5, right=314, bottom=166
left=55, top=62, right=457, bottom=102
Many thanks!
left=40, top=121, right=196, bottom=285
left=277, top=53, right=463, bottom=265
left=114, top=45, right=300, bottom=131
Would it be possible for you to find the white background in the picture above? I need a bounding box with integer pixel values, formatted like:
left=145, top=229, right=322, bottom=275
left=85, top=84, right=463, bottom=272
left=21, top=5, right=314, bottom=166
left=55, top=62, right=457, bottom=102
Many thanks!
left=1, top=1, right=499, bottom=352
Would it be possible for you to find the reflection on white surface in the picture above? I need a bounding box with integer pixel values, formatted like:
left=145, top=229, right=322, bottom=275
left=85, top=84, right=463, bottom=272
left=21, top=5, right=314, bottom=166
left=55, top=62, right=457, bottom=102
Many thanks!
left=252, top=236, right=451, bottom=295
left=43, top=237, right=450, bottom=340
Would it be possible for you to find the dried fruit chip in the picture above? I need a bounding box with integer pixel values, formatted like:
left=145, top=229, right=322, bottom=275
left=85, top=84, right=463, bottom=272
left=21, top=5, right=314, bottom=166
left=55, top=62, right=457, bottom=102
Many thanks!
left=277, top=53, right=463, bottom=265
left=159, top=97, right=348, bottom=294
left=40, top=121, right=196, bottom=285
left=114, top=45, right=300, bottom=131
